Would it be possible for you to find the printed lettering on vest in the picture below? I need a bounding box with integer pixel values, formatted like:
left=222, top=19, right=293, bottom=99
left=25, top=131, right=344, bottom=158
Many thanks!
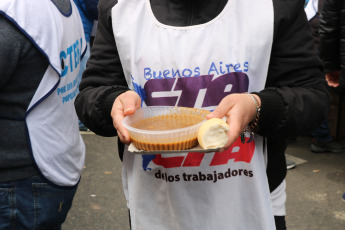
left=142, top=137, right=254, bottom=171
left=143, top=73, right=249, bottom=108
left=138, top=70, right=252, bottom=171
left=57, top=38, right=83, bottom=104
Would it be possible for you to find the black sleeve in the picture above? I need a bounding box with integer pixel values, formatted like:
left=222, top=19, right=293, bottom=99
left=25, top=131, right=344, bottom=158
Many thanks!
left=84, top=0, right=99, bottom=21
left=75, top=0, right=130, bottom=137
left=256, top=0, right=329, bottom=139
left=319, top=0, right=345, bottom=93
left=319, top=0, right=340, bottom=73
left=76, top=0, right=330, bottom=139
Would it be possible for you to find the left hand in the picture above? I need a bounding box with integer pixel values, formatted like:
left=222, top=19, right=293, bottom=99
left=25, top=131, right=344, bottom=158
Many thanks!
left=206, top=93, right=260, bottom=151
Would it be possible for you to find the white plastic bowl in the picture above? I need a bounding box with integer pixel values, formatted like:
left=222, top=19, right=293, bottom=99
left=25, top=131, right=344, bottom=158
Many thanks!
left=122, top=106, right=210, bottom=151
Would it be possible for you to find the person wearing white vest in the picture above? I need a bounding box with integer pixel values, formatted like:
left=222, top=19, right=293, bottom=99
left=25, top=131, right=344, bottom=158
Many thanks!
left=0, top=0, right=86, bottom=229
left=75, top=0, right=329, bottom=229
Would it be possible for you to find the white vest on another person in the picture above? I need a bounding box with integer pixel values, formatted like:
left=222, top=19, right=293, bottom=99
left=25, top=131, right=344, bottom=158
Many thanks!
left=112, top=0, right=276, bottom=229
left=0, top=0, right=86, bottom=187
left=305, top=0, right=319, bottom=20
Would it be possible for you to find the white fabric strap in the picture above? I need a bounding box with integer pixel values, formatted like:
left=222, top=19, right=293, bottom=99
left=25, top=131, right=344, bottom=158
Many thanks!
left=305, top=0, right=318, bottom=21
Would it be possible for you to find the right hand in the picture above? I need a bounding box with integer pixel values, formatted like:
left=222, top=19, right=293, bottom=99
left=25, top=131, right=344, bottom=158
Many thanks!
left=111, top=91, right=141, bottom=145
left=326, top=71, right=341, bottom=87
left=206, top=93, right=260, bottom=151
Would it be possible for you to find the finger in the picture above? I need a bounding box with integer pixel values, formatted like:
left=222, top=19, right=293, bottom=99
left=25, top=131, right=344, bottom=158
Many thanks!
left=113, top=112, right=131, bottom=143
left=221, top=114, right=244, bottom=151
left=207, top=109, right=225, bottom=120
left=327, top=81, right=339, bottom=87
left=117, top=129, right=131, bottom=145
left=120, top=91, right=141, bottom=116
left=112, top=106, right=130, bottom=143
left=112, top=91, right=141, bottom=143
left=207, top=97, right=234, bottom=120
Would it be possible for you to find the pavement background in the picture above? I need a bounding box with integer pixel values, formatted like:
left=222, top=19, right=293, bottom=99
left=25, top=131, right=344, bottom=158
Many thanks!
left=63, top=134, right=345, bottom=230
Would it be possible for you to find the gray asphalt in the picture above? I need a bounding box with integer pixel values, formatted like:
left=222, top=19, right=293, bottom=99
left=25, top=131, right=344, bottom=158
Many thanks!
left=62, top=133, right=345, bottom=230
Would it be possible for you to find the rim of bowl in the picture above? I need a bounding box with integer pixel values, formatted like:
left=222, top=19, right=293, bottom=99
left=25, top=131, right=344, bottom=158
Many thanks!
left=121, top=106, right=208, bottom=135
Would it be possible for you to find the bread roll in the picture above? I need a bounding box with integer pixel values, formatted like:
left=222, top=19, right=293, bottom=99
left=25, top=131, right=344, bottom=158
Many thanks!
left=197, top=118, right=229, bottom=149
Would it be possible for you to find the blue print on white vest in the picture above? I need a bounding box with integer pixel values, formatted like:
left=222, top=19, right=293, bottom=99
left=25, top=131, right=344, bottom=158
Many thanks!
left=132, top=76, right=146, bottom=106
left=60, top=38, right=82, bottom=77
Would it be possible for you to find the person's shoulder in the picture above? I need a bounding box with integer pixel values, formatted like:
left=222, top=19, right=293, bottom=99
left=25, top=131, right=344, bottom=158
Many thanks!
left=98, top=0, right=118, bottom=13
left=272, top=0, right=305, bottom=23
left=0, top=16, right=23, bottom=40
left=272, top=0, right=304, bottom=15
left=0, top=17, right=32, bottom=56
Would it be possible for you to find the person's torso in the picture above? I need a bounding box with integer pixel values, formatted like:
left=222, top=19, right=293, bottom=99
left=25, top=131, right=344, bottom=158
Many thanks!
left=112, top=0, right=276, bottom=229
left=0, top=0, right=86, bottom=187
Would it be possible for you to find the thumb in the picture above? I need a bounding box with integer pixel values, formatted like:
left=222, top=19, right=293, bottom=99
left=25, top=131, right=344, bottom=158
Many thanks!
left=206, top=94, right=236, bottom=120
left=207, top=105, right=229, bottom=120
left=120, top=91, right=141, bottom=116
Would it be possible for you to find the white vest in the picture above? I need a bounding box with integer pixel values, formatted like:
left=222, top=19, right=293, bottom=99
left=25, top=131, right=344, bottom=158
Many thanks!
left=112, top=0, right=275, bottom=229
left=305, top=0, right=319, bottom=21
left=0, top=0, right=86, bottom=187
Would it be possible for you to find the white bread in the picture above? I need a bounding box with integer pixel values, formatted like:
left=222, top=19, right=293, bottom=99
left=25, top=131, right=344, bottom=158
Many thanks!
left=197, top=118, right=229, bottom=149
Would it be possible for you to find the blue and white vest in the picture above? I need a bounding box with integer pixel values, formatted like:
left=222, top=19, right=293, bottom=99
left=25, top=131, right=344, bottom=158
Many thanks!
left=0, top=0, right=86, bottom=187
left=112, top=0, right=276, bottom=229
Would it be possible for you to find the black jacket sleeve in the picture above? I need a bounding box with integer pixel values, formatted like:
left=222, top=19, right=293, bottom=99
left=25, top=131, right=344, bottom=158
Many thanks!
left=259, top=0, right=329, bottom=192
left=319, top=0, right=341, bottom=73
left=75, top=0, right=129, bottom=137
left=256, top=0, right=329, bottom=139
left=319, top=0, right=345, bottom=93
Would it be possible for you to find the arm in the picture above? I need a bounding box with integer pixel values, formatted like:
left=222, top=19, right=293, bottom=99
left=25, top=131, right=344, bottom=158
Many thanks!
left=76, top=0, right=330, bottom=144
left=319, top=0, right=341, bottom=73
left=209, top=0, right=329, bottom=146
left=75, top=0, right=130, bottom=137
left=256, top=0, right=329, bottom=139
left=319, top=0, right=345, bottom=91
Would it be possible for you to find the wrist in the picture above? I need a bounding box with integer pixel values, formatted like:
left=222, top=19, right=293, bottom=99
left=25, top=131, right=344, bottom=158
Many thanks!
left=240, top=92, right=261, bottom=144
left=243, top=92, right=261, bottom=124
